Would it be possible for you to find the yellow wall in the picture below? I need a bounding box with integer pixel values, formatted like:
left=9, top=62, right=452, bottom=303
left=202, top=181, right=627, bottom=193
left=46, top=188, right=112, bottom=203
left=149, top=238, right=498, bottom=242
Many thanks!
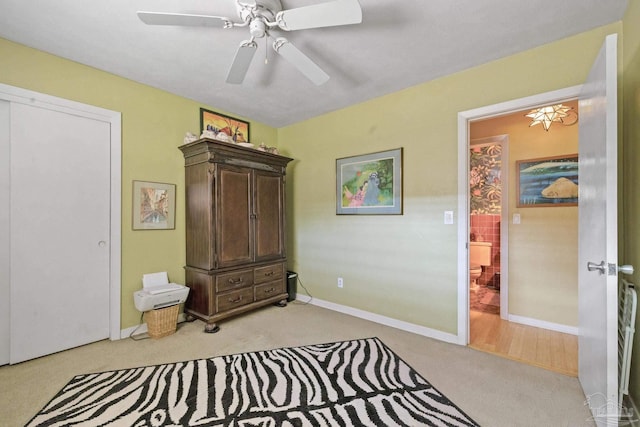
left=471, top=102, right=579, bottom=326
left=622, top=0, right=640, bottom=408
left=0, top=38, right=278, bottom=328
left=278, top=23, right=620, bottom=335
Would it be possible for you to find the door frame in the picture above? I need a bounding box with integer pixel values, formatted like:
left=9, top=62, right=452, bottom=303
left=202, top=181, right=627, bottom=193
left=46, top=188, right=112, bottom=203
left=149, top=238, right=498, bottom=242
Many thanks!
left=0, top=83, right=122, bottom=341
left=456, top=85, right=582, bottom=344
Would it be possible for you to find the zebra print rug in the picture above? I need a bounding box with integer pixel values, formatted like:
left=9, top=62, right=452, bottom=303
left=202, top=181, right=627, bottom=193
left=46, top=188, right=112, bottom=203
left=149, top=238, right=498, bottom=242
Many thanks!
left=27, top=337, right=478, bottom=426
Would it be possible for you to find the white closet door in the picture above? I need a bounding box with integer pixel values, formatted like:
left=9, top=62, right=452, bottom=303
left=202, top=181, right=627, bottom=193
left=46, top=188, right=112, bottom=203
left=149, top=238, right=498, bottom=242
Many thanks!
left=0, top=100, right=9, bottom=366
left=10, top=103, right=111, bottom=363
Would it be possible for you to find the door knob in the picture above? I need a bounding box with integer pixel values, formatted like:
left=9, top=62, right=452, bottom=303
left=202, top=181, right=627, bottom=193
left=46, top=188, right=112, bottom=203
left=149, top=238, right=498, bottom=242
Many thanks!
left=587, top=261, right=606, bottom=275
left=619, top=265, right=634, bottom=275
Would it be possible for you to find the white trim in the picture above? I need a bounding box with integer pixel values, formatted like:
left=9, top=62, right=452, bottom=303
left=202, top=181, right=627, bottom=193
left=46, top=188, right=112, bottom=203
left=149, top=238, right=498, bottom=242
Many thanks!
left=457, top=115, right=470, bottom=345
left=303, top=297, right=460, bottom=345
left=0, top=83, right=122, bottom=341
left=457, top=85, right=583, bottom=345
left=508, top=314, right=578, bottom=335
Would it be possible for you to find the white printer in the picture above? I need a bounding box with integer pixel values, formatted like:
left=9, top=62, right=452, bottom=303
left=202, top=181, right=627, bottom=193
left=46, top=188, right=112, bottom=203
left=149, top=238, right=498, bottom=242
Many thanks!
left=133, top=271, right=190, bottom=312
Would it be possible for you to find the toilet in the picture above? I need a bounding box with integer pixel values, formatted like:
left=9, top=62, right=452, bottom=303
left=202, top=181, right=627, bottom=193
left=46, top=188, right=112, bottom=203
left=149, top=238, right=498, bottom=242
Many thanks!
left=470, top=241, right=492, bottom=291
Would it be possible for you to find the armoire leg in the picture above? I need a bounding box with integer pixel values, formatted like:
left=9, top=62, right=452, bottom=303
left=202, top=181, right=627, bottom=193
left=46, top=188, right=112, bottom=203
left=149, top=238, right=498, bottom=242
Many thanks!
left=204, top=323, right=220, bottom=333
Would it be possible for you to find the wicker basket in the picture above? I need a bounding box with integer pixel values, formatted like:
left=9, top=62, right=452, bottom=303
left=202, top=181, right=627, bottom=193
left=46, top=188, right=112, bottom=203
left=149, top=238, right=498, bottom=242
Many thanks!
left=144, top=305, right=179, bottom=339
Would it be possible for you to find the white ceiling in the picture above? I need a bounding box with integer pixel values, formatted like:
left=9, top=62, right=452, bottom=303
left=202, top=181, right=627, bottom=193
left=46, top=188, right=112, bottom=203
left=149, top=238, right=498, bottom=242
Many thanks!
left=0, top=0, right=628, bottom=128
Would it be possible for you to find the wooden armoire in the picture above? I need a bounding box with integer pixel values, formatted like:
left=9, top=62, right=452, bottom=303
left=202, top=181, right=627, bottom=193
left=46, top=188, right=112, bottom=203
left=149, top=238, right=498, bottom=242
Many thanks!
left=179, top=139, right=293, bottom=333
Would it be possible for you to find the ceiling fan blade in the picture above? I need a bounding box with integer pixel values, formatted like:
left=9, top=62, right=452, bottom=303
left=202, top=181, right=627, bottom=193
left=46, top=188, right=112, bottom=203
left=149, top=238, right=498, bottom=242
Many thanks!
left=273, top=38, right=329, bottom=85
left=226, top=41, right=258, bottom=84
left=276, top=0, right=362, bottom=31
left=137, top=11, right=233, bottom=28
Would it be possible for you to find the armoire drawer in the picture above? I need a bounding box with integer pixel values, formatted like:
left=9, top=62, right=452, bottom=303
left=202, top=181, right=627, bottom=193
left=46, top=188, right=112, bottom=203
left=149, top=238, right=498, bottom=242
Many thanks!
left=216, top=269, right=254, bottom=292
left=254, top=263, right=284, bottom=285
left=254, top=280, right=285, bottom=302
left=216, top=287, right=253, bottom=312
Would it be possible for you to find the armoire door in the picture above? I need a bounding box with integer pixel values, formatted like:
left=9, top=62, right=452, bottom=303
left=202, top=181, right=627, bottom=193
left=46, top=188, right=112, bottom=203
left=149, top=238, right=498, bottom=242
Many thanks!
left=217, top=164, right=254, bottom=268
left=254, top=170, right=285, bottom=262
left=9, top=102, right=111, bottom=363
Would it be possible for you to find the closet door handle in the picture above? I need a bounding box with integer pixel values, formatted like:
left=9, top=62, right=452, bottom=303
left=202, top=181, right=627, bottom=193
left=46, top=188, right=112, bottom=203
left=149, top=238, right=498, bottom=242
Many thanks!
left=587, top=261, right=606, bottom=275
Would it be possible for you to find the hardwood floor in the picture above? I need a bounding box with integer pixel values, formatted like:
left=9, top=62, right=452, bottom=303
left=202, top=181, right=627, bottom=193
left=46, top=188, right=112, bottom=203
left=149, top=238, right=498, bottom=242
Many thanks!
left=469, top=310, right=578, bottom=377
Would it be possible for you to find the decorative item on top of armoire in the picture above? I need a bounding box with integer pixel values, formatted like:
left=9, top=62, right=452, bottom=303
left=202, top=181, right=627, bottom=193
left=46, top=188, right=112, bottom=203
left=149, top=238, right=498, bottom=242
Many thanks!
left=184, top=132, right=198, bottom=145
left=179, top=138, right=293, bottom=333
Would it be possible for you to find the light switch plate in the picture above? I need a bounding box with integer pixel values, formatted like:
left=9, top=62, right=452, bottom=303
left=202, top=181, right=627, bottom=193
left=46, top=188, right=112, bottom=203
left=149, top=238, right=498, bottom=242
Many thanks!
left=444, top=211, right=454, bottom=224
left=513, top=213, right=521, bottom=224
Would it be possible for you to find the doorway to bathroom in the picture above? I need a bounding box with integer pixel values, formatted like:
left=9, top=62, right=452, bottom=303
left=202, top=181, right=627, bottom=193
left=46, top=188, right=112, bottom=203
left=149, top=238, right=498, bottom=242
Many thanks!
left=458, top=86, right=581, bottom=376
left=468, top=135, right=507, bottom=318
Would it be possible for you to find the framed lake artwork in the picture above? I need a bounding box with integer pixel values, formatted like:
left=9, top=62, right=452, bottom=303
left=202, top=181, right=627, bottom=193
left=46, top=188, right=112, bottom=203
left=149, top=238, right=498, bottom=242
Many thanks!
left=132, top=180, right=176, bottom=230
left=336, top=148, right=403, bottom=215
left=516, top=154, right=578, bottom=207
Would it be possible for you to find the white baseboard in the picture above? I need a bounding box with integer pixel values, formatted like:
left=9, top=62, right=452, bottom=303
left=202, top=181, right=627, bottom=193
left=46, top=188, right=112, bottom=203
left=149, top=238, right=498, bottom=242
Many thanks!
left=508, top=314, right=578, bottom=335
left=119, top=313, right=187, bottom=340
left=302, top=296, right=460, bottom=345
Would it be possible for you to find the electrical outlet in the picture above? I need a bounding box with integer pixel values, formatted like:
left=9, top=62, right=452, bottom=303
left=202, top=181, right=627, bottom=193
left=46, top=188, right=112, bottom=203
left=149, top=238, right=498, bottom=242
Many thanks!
left=337, top=277, right=344, bottom=288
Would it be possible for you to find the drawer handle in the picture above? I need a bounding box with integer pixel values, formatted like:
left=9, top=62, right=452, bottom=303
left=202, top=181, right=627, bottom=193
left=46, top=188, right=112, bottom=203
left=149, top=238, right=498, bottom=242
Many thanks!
left=264, top=287, right=275, bottom=294
left=264, top=271, right=274, bottom=277
left=228, top=295, right=243, bottom=304
left=228, top=278, right=244, bottom=286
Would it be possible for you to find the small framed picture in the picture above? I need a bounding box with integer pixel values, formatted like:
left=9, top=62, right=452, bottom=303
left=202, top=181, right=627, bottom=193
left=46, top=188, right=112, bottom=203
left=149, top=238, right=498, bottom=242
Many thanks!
left=132, top=180, right=176, bottom=230
left=200, top=108, right=250, bottom=143
left=336, top=148, right=403, bottom=215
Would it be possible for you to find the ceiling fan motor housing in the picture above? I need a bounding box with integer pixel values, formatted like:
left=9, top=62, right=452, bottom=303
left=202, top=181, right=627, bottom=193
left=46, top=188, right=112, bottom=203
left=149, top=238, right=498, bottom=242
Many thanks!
left=237, top=0, right=282, bottom=29
left=249, top=19, right=267, bottom=38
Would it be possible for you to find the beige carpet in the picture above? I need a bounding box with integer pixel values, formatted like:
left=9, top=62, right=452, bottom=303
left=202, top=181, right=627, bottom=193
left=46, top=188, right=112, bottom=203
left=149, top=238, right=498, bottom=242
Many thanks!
left=1, top=302, right=594, bottom=426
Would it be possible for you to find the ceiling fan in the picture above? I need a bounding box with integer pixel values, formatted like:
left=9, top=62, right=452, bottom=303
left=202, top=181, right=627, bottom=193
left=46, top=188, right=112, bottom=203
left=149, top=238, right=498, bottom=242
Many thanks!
left=137, top=0, right=362, bottom=85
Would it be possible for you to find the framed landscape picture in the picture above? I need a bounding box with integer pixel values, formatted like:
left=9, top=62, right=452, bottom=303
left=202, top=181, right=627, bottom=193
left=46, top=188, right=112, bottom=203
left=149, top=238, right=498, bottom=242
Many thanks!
left=516, top=154, right=578, bottom=207
left=336, top=148, right=403, bottom=215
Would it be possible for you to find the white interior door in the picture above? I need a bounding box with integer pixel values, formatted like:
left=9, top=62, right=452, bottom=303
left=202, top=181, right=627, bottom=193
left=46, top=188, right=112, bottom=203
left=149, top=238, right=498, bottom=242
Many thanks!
left=0, top=100, right=9, bottom=366
left=9, top=102, right=111, bottom=363
left=578, top=34, right=619, bottom=426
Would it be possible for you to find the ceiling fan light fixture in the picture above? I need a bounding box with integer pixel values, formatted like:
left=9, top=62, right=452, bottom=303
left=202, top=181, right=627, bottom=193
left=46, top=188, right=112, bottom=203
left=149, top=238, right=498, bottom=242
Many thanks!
left=249, top=18, right=267, bottom=38
left=525, top=104, right=573, bottom=131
